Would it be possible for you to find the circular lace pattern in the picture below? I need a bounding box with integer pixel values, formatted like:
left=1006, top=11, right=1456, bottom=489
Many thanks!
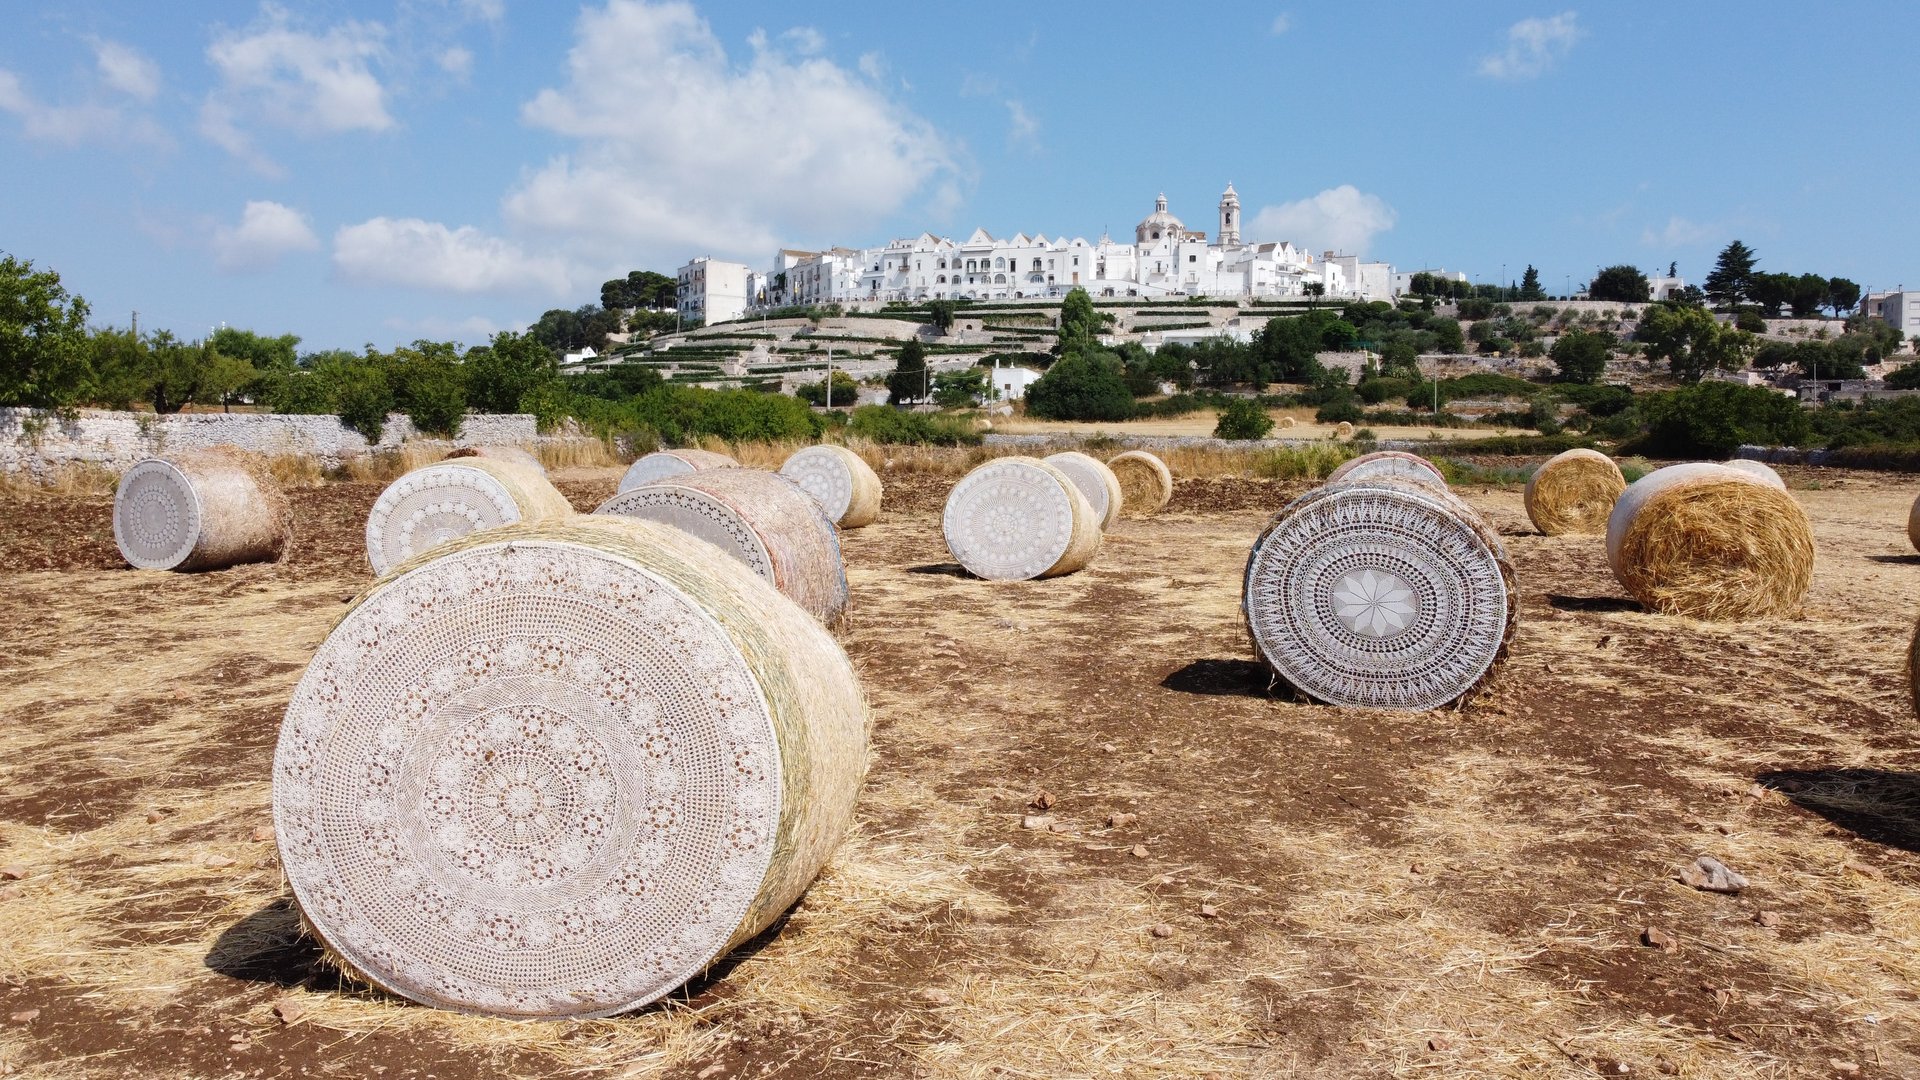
left=1244, top=483, right=1509, bottom=709
left=1327, top=451, right=1447, bottom=490
left=114, top=459, right=201, bottom=570
left=942, top=460, right=1074, bottom=580
left=273, top=540, right=781, bottom=1018
left=594, top=487, right=775, bottom=584
left=1042, top=453, right=1114, bottom=524
left=779, top=446, right=854, bottom=523
left=365, top=464, right=521, bottom=575
left=619, top=453, right=697, bottom=492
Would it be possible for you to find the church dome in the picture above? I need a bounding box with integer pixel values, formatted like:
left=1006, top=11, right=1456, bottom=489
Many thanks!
left=1135, top=193, right=1185, bottom=243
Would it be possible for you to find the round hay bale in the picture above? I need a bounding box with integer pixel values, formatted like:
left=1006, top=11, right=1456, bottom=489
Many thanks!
left=1326, top=450, right=1447, bottom=490
left=1278, top=416, right=1297, bottom=429
left=619, top=449, right=738, bottom=493
left=1909, top=616, right=1920, bottom=721
left=1606, top=462, right=1814, bottom=620
left=1043, top=451, right=1124, bottom=530
left=113, top=449, right=290, bottom=571
left=1334, top=421, right=1355, bottom=439
left=779, top=445, right=882, bottom=528
left=941, top=457, right=1102, bottom=580
left=271, top=515, right=868, bottom=1019
left=446, top=445, right=546, bottom=475
left=1107, top=450, right=1173, bottom=517
left=1243, top=478, right=1516, bottom=710
left=1722, top=458, right=1786, bottom=490
left=595, top=469, right=847, bottom=625
left=1908, top=494, right=1920, bottom=554
left=1524, top=448, right=1626, bottom=536
left=365, top=458, right=573, bottom=576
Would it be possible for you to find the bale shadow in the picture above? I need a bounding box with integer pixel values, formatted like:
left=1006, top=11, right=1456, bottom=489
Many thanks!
left=907, top=563, right=970, bottom=577
left=1548, top=594, right=1641, bottom=613
left=1161, top=658, right=1272, bottom=698
left=1865, top=554, right=1920, bottom=565
left=205, top=897, right=344, bottom=991
left=1756, top=768, right=1920, bottom=855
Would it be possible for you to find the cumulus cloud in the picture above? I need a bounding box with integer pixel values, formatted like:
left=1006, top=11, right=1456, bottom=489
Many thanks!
left=437, top=46, right=474, bottom=77
left=213, top=200, right=321, bottom=271
left=1640, top=215, right=1717, bottom=248
left=0, top=66, right=168, bottom=147
left=1249, top=185, right=1398, bottom=255
left=1270, top=14, right=1291, bottom=35
left=200, top=8, right=394, bottom=174
left=503, top=0, right=955, bottom=265
left=333, top=217, right=572, bottom=295
left=92, top=40, right=161, bottom=100
left=1477, top=12, right=1581, bottom=80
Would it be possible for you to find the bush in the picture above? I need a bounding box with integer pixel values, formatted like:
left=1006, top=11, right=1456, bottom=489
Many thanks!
left=1630, top=382, right=1812, bottom=458
left=1356, top=376, right=1417, bottom=404
left=1213, top=398, right=1275, bottom=440
left=1735, top=310, right=1768, bottom=334
left=1024, top=351, right=1136, bottom=421
left=1314, top=396, right=1365, bottom=424
left=845, top=405, right=981, bottom=445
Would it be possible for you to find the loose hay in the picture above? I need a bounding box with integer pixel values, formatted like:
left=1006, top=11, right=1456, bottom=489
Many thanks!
left=1334, top=421, right=1354, bottom=439
left=1326, top=450, right=1447, bottom=489
left=1042, top=451, right=1124, bottom=530
left=595, top=468, right=849, bottom=625
left=445, top=445, right=547, bottom=475
left=1106, top=449, right=1173, bottom=517
left=1606, top=462, right=1815, bottom=620
left=779, top=444, right=882, bottom=528
left=619, top=448, right=739, bottom=492
left=112, top=448, right=290, bottom=571
left=1242, top=478, right=1517, bottom=709
left=272, top=515, right=870, bottom=1020
left=1721, top=457, right=1786, bottom=490
left=1524, top=448, right=1627, bottom=536
left=941, top=456, right=1102, bottom=580
left=364, top=458, right=573, bottom=575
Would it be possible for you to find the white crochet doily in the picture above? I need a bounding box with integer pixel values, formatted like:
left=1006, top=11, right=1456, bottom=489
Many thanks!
left=114, top=458, right=201, bottom=570
left=273, top=539, right=781, bottom=1018
left=941, top=459, right=1075, bottom=580
left=365, top=464, right=521, bottom=575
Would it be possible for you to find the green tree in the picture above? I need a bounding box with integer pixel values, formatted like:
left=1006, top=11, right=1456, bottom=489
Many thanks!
left=86, top=328, right=151, bottom=410
left=1213, top=397, right=1275, bottom=439
left=388, top=341, right=467, bottom=437
left=143, top=331, right=212, bottom=414
left=796, top=369, right=857, bottom=406
left=927, top=299, right=959, bottom=335
left=1637, top=381, right=1810, bottom=457
left=601, top=270, right=676, bottom=311
left=0, top=254, right=93, bottom=408
left=1550, top=329, right=1613, bottom=384
left=1588, top=264, right=1651, bottom=303
left=1748, top=272, right=1795, bottom=317
left=1056, top=287, right=1100, bottom=353
left=1024, top=351, right=1134, bottom=421
left=886, top=338, right=930, bottom=405
left=1636, top=303, right=1752, bottom=382
left=201, top=348, right=260, bottom=412
left=1827, top=277, right=1862, bottom=317
left=1704, top=240, right=1758, bottom=310
left=334, top=359, right=395, bottom=442
left=465, top=330, right=558, bottom=413
left=1519, top=264, right=1544, bottom=301
left=1789, top=273, right=1830, bottom=319
left=932, top=366, right=987, bottom=408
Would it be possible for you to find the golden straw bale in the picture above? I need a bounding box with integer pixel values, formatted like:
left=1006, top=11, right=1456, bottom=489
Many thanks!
left=1606, top=462, right=1814, bottom=620
left=1908, top=493, right=1920, bottom=554
left=445, top=445, right=547, bottom=474
left=1277, top=416, right=1297, bottom=429
left=1524, top=448, right=1627, bottom=535
left=1333, top=421, right=1354, bottom=439
left=1106, top=450, right=1173, bottom=516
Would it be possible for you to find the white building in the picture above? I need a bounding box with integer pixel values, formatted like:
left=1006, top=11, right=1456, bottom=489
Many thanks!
left=1879, top=291, right=1920, bottom=342
left=985, top=358, right=1044, bottom=401
left=1393, top=268, right=1469, bottom=295
left=676, top=257, right=750, bottom=325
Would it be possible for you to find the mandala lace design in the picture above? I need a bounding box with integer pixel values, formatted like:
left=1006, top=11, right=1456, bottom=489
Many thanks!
left=619, top=453, right=695, bottom=492
left=1043, top=454, right=1113, bottom=522
left=1244, top=484, right=1509, bottom=709
left=114, top=459, right=201, bottom=570
left=780, top=448, right=854, bottom=522
left=942, top=461, right=1074, bottom=580
left=365, top=464, right=521, bottom=575
left=273, top=541, right=781, bottom=1018
left=594, top=488, right=776, bottom=583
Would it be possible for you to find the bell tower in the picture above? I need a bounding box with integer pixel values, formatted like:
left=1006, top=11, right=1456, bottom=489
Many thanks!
left=1218, top=182, right=1240, bottom=246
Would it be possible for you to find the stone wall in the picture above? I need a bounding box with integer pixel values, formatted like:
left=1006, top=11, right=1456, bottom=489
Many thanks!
left=0, top=408, right=542, bottom=478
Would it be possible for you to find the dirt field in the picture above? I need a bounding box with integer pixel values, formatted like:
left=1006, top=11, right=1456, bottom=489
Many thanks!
left=2, top=458, right=1918, bottom=1078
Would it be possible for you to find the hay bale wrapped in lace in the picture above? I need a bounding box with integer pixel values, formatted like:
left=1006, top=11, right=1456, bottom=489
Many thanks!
left=271, top=515, right=870, bottom=1019
left=1042, top=451, right=1124, bottom=530
left=595, top=469, right=848, bottom=626
left=1721, top=458, right=1786, bottom=490
left=113, top=449, right=291, bottom=571
left=445, top=445, right=547, bottom=475
left=618, top=448, right=738, bottom=493
left=941, top=457, right=1102, bottom=580
left=779, top=445, right=882, bottom=528
left=1326, top=450, right=1447, bottom=490
left=1524, top=449, right=1626, bottom=536
left=1606, top=462, right=1813, bottom=620
left=364, top=458, right=574, bottom=576
left=1106, top=450, right=1172, bottom=517
left=1242, top=478, right=1517, bottom=710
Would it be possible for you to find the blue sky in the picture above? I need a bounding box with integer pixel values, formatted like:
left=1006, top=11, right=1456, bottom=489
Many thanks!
left=3, top=1, right=1915, bottom=353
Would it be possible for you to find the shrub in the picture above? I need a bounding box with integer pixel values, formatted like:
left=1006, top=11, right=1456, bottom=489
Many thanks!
left=1314, top=396, right=1365, bottom=424
left=1024, top=351, right=1136, bottom=422
left=845, top=404, right=981, bottom=445
left=1630, top=382, right=1812, bottom=458
left=1735, top=310, right=1768, bottom=334
left=1213, top=398, right=1275, bottom=440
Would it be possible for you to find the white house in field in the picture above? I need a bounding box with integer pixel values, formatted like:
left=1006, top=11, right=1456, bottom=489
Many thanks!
left=986, top=358, right=1044, bottom=401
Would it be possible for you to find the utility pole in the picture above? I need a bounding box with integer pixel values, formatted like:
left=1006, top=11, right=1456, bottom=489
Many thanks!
left=825, top=347, right=833, bottom=410
left=130, top=310, right=138, bottom=337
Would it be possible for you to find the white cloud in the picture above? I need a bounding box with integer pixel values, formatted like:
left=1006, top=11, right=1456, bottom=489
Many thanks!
left=213, top=200, right=321, bottom=271
left=1270, top=14, right=1291, bottom=35
left=201, top=8, right=394, bottom=174
left=1005, top=100, right=1039, bottom=150
left=504, top=1, right=955, bottom=265
left=1640, top=216, right=1717, bottom=248
left=459, top=0, right=505, bottom=23
left=1477, top=12, right=1581, bottom=80
left=780, top=27, right=826, bottom=55
left=1249, top=185, right=1398, bottom=255
left=0, top=66, right=168, bottom=147
left=333, top=217, right=572, bottom=295
left=92, top=40, right=160, bottom=100
left=857, top=51, right=886, bottom=81
left=437, top=46, right=474, bottom=77
left=381, top=313, right=506, bottom=341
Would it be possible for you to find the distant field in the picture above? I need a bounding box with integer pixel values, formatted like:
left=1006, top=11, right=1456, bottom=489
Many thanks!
left=997, top=408, right=1497, bottom=442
